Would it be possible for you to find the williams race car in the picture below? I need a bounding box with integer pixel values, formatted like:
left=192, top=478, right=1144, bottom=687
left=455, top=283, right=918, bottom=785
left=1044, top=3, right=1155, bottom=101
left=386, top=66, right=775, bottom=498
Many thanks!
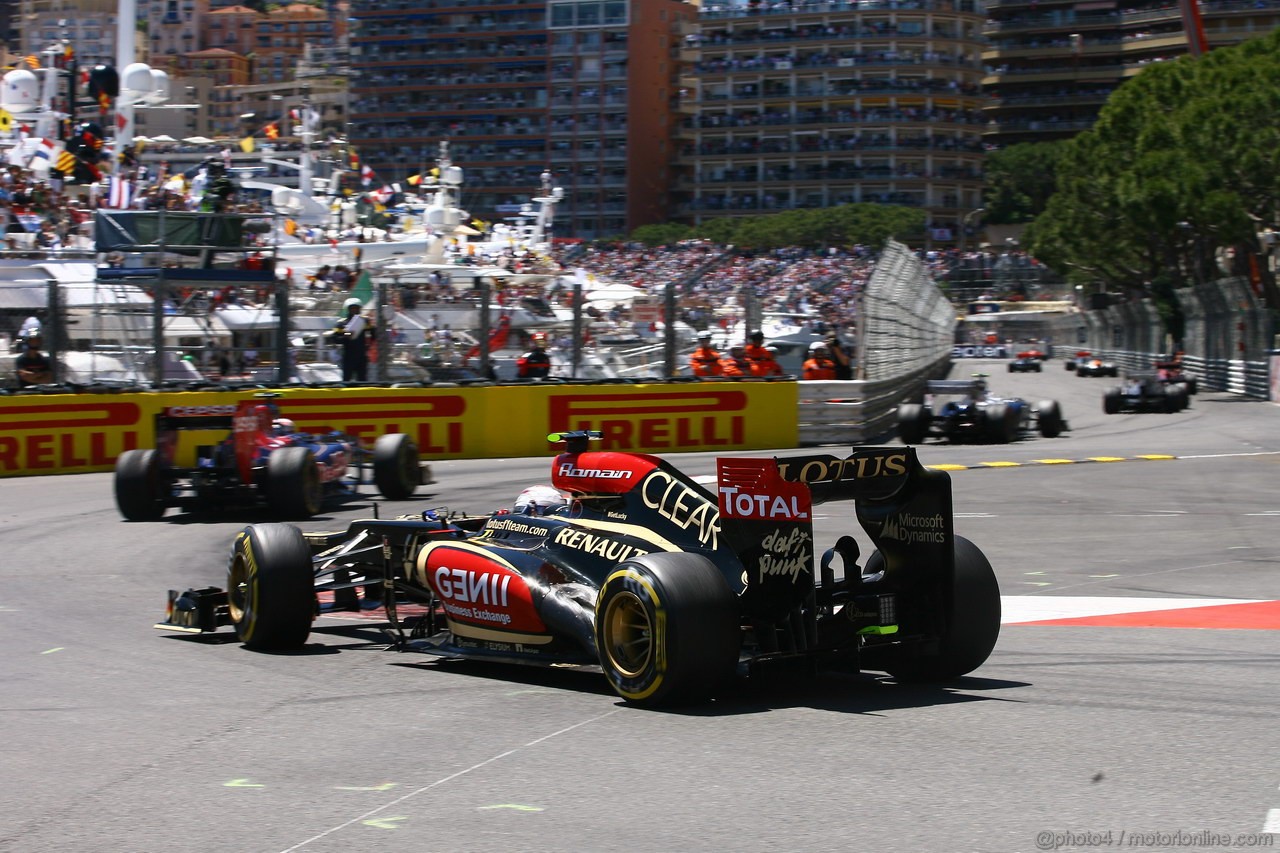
left=897, top=377, right=1065, bottom=444
left=1103, top=374, right=1189, bottom=414
left=115, top=394, right=424, bottom=521
left=155, top=431, right=1001, bottom=707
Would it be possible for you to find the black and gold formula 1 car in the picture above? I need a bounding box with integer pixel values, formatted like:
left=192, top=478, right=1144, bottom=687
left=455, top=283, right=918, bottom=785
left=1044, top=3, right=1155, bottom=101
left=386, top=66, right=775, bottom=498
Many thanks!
left=156, top=431, right=1001, bottom=707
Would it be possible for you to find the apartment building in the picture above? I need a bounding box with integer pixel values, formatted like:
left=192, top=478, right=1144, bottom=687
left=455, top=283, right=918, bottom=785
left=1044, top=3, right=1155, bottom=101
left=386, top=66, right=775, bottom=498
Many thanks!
left=982, top=0, right=1280, bottom=146
left=348, top=0, right=984, bottom=240
left=675, top=0, right=987, bottom=240
left=347, top=0, right=692, bottom=240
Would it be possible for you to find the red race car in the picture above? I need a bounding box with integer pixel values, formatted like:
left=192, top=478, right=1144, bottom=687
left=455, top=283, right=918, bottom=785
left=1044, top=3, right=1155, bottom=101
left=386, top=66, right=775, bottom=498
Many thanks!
left=115, top=394, right=424, bottom=521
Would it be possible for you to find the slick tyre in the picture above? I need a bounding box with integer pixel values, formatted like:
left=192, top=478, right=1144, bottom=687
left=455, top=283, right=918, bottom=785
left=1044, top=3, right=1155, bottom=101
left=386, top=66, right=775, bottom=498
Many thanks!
left=228, top=523, right=315, bottom=650
left=1036, top=400, right=1063, bottom=438
left=595, top=553, right=739, bottom=707
left=1103, top=391, right=1121, bottom=414
left=984, top=403, right=1016, bottom=443
left=897, top=403, right=929, bottom=445
left=885, top=536, right=1001, bottom=682
left=114, top=449, right=170, bottom=521
left=373, top=433, right=420, bottom=501
left=268, top=446, right=322, bottom=519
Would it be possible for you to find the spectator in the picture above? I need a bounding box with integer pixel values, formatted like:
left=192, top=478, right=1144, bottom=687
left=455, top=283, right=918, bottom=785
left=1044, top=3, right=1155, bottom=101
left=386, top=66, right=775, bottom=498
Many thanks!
left=15, top=332, right=53, bottom=386
left=331, top=297, right=374, bottom=382
left=688, top=331, right=723, bottom=377
left=516, top=332, right=552, bottom=379
left=718, top=345, right=752, bottom=377
left=802, top=342, right=837, bottom=380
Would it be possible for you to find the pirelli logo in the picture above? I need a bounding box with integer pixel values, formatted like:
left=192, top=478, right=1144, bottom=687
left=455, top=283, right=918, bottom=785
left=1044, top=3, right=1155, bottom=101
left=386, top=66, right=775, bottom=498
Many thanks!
left=0, top=400, right=142, bottom=473
left=548, top=390, right=748, bottom=450
left=272, top=393, right=467, bottom=454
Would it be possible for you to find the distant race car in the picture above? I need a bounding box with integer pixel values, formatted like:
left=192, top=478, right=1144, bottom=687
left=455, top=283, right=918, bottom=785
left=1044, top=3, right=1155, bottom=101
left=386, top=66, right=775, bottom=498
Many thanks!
left=1075, top=356, right=1119, bottom=378
left=1103, top=374, right=1189, bottom=414
left=1007, top=353, right=1043, bottom=373
left=114, top=394, right=424, bottom=521
left=1064, top=350, right=1092, bottom=372
left=154, top=431, right=1002, bottom=707
left=1154, top=357, right=1199, bottom=395
left=897, top=376, right=1065, bottom=444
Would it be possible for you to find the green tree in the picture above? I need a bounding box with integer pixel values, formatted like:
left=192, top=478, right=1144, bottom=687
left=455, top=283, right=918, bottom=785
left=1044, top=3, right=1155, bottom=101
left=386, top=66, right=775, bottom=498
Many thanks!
left=1027, top=30, right=1280, bottom=309
left=983, top=142, right=1065, bottom=225
left=629, top=222, right=693, bottom=247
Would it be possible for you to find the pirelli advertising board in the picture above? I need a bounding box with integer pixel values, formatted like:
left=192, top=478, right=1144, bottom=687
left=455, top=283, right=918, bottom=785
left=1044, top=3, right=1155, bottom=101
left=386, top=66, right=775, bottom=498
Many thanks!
left=0, top=382, right=798, bottom=477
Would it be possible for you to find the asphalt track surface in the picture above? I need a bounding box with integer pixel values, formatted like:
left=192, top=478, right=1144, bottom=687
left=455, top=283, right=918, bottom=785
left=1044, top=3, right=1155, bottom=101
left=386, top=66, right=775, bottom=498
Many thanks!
left=2, top=359, right=1278, bottom=853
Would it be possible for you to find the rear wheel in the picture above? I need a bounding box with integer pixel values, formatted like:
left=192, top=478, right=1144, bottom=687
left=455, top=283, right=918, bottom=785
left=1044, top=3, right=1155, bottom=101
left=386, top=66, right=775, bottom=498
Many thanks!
left=268, top=446, right=322, bottom=519
left=595, top=553, right=740, bottom=707
left=1185, top=377, right=1198, bottom=395
left=1103, top=391, right=1121, bottom=414
left=983, top=404, right=1016, bottom=443
left=114, top=449, right=170, bottom=521
left=227, top=523, right=315, bottom=650
left=896, top=403, right=930, bottom=445
left=1037, top=400, right=1063, bottom=438
left=373, top=433, right=420, bottom=501
left=884, top=536, right=1001, bottom=682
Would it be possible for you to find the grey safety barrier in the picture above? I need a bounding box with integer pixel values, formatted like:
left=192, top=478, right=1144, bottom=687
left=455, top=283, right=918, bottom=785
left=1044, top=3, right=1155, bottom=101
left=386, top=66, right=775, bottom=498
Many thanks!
left=796, top=354, right=952, bottom=446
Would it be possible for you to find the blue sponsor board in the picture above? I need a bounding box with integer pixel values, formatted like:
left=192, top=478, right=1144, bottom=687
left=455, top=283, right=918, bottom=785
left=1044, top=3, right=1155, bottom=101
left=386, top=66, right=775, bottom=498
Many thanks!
left=953, top=344, right=1010, bottom=358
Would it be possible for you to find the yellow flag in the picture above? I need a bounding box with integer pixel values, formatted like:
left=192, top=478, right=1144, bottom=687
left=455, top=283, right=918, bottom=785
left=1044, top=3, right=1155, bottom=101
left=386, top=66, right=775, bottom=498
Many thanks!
left=239, top=136, right=255, bottom=154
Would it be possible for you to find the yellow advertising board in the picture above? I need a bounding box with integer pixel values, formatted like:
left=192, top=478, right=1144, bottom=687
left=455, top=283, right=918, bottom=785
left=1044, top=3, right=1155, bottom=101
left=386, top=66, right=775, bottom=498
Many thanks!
left=0, top=381, right=799, bottom=477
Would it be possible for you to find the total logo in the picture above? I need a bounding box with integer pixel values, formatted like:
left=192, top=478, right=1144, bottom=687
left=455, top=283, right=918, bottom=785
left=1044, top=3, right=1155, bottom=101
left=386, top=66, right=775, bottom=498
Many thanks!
left=718, top=485, right=808, bottom=520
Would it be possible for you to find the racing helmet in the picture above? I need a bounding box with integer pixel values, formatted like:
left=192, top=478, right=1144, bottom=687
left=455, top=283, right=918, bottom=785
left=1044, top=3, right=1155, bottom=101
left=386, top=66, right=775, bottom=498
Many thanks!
left=272, top=418, right=296, bottom=435
left=514, top=485, right=569, bottom=516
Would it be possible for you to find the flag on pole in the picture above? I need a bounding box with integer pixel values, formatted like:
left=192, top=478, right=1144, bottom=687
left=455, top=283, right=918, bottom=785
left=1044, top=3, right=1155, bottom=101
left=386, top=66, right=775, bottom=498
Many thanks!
left=406, top=173, right=422, bottom=186
left=55, top=150, right=76, bottom=174
left=361, top=164, right=375, bottom=187
left=264, top=122, right=279, bottom=140
left=107, top=176, right=133, bottom=209
left=26, top=138, right=56, bottom=168
left=239, top=136, right=255, bottom=153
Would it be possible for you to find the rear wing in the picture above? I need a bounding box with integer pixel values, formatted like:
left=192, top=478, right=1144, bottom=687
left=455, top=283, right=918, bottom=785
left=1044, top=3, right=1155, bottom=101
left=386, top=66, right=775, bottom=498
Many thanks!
left=718, top=446, right=953, bottom=619
left=925, top=379, right=984, bottom=397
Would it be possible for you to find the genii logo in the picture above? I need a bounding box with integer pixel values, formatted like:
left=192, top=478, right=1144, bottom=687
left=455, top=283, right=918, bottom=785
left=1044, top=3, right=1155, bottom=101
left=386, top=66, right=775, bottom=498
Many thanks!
left=415, top=544, right=547, bottom=635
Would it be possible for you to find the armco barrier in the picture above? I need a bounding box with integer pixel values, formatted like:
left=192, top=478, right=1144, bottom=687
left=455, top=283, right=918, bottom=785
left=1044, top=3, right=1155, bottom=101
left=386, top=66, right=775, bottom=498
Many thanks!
left=0, top=381, right=799, bottom=477
left=797, top=354, right=952, bottom=445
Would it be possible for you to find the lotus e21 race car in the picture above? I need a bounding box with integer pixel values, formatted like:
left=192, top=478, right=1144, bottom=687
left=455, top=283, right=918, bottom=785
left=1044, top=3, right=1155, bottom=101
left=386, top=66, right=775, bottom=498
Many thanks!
left=896, top=377, right=1065, bottom=444
left=155, top=430, right=1002, bottom=707
left=115, top=394, right=423, bottom=521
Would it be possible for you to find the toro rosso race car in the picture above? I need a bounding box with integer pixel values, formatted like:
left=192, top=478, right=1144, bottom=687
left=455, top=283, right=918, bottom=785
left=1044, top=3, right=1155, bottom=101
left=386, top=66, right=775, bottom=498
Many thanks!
left=115, top=394, right=423, bottom=521
left=1007, top=352, right=1043, bottom=373
left=1155, top=357, right=1199, bottom=395
left=897, top=377, right=1065, bottom=444
left=155, top=430, right=1001, bottom=707
left=1103, top=374, right=1189, bottom=414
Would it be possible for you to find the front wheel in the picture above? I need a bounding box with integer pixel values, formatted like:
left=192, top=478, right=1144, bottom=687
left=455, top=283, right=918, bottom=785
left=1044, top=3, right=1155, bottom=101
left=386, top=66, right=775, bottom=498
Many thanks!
left=227, top=523, right=316, bottom=650
left=595, top=553, right=740, bottom=707
left=884, top=536, right=1001, bottom=682
left=268, top=446, right=322, bottom=519
left=373, top=433, right=420, bottom=501
left=115, top=449, right=170, bottom=521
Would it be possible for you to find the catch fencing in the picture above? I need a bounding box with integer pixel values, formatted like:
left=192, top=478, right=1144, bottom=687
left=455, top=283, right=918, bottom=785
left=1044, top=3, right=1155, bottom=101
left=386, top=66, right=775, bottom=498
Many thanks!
left=799, top=239, right=955, bottom=445
left=1059, top=276, right=1277, bottom=400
